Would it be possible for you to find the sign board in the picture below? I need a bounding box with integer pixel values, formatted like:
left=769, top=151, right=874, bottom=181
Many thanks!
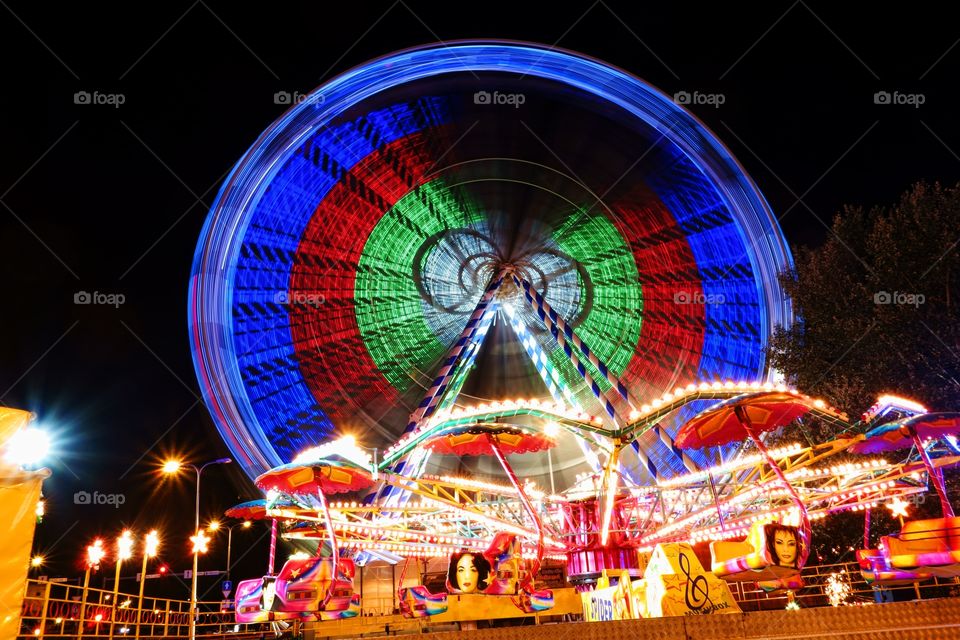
left=220, top=599, right=235, bottom=612
left=222, top=580, right=233, bottom=598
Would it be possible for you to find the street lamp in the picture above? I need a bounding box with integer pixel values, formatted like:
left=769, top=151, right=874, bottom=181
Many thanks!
left=134, top=531, right=160, bottom=640
left=77, top=539, right=105, bottom=640
left=162, top=457, right=231, bottom=640
left=108, top=530, right=134, bottom=640
left=207, top=519, right=253, bottom=581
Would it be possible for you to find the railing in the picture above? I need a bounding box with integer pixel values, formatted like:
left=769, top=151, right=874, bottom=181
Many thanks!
left=727, top=560, right=960, bottom=610
left=18, top=563, right=960, bottom=638
left=17, top=580, right=285, bottom=639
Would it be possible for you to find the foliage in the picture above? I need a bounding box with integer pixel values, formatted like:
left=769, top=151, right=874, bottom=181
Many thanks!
left=768, top=181, right=960, bottom=421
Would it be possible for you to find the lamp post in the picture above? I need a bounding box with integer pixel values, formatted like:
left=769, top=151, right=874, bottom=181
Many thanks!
left=77, top=539, right=105, bottom=640
left=108, top=530, right=134, bottom=640
left=189, top=529, right=210, bottom=633
left=134, top=530, right=159, bottom=640
left=208, top=519, right=252, bottom=582
left=163, top=457, right=231, bottom=640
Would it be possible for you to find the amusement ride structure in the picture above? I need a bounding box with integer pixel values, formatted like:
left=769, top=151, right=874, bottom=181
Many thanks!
left=188, top=42, right=959, bottom=623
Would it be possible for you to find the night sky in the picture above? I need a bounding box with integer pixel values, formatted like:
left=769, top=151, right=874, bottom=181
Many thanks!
left=4, top=1, right=959, bottom=597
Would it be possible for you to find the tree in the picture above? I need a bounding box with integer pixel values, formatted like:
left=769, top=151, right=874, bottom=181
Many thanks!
left=769, top=181, right=960, bottom=420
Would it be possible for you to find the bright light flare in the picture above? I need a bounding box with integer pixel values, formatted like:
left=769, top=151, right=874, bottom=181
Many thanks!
left=117, top=530, right=134, bottom=561
left=190, top=530, right=210, bottom=554
left=86, top=539, right=106, bottom=568
left=4, top=428, right=51, bottom=466
left=207, top=520, right=221, bottom=532
left=30, top=555, right=44, bottom=568
left=161, top=459, right=182, bottom=474
left=144, top=530, right=160, bottom=558
left=293, top=434, right=373, bottom=470
left=887, top=496, right=910, bottom=518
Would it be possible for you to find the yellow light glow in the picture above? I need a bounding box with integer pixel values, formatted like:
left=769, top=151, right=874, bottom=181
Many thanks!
left=86, top=539, right=106, bottom=568
left=117, top=530, right=134, bottom=561
left=30, top=555, right=44, bottom=568
left=190, top=530, right=210, bottom=554
left=207, top=520, right=221, bottom=532
left=886, top=496, right=910, bottom=518
left=144, top=530, right=160, bottom=558
left=161, top=459, right=182, bottom=474
left=242, top=521, right=252, bottom=528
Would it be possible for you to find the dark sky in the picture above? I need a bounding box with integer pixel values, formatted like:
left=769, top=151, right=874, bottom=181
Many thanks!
left=3, top=1, right=959, bottom=594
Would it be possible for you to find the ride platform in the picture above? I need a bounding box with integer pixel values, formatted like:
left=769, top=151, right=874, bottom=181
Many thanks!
left=305, top=597, right=959, bottom=640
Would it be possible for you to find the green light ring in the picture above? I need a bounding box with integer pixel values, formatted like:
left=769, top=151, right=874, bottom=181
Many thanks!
left=356, top=176, right=641, bottom=397
left=355, top=180, right=485, bottom=390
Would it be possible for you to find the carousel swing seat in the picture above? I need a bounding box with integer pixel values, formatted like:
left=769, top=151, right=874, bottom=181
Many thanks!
left=710, top=521, right=803, bottom=588
left=880, top=516, right=960, bottom=577
left=856, top=548, right=933, bottom=586
left=399, top=586, right=449, bottom=618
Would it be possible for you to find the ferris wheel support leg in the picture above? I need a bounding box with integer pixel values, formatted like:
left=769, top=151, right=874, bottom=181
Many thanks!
left=501, top=303, right=605, bottom=475
left=512, top=276, right=671, bottom=481
left=404, top=271, right=507, bottom=432
left=377, top=271, right=507, bottom=507
left=487, top=436, right=544, bottom=578
left=599, top=445, right=622, bottom=546
left=513, top=275, right=702, bottom=476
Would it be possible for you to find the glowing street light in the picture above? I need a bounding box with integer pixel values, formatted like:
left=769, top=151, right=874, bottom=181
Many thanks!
left=208, top=520, right=254, bottom=581
left=160, top=457, right=230, bottom=640
left=109, top=530, right=135, bottom=640
left=161, top=459, right=182, bottom=474
left=4, top=427, right=51, bottom=467
left=144, top=531, right=160, bottom=558
left=79, top=540, right=106, bottom=640
left=30, top=555, right=44, bottom=568
left=117, top=530, right=134, bottom=561
left=135, top=530, right=160, bottom=640
left=87, top=539, right=106, bottom=568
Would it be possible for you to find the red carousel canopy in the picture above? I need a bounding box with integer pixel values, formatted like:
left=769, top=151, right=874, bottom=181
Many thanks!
left=255, top=459, right=374, bottom=495
left=423, top=423, right=557, bottom=456
left=224, top=498, right=297, bottom=520
left=675, top=391, right=846, bottom=449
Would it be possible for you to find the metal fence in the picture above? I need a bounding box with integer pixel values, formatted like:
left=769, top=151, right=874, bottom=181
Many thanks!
left=17, top=561, right=960, bottom=638
left=18, top=580, right=284, bottom=639
left=727, top=560, right=960, bottom=610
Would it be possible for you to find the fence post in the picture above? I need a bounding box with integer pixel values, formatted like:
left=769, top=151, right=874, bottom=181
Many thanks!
left=162, top=600, right=171, bottom=638
left=35, top=580, right=52, bottom=639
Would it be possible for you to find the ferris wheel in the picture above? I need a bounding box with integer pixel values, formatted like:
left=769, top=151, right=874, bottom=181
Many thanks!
left=189, top=41, right=794, bottom=492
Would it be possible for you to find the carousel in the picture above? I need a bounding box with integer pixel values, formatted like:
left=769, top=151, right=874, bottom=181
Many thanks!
left=187, top=42, right=959, bottom=626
